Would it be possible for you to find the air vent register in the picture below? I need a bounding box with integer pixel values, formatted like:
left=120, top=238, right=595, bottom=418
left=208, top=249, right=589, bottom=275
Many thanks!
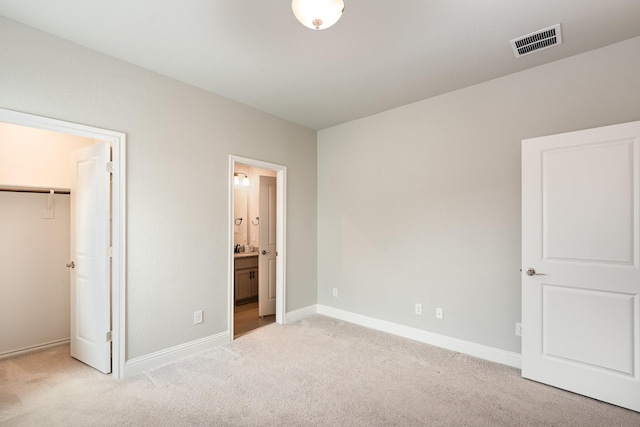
left=511, top=24, right=562, bottom=58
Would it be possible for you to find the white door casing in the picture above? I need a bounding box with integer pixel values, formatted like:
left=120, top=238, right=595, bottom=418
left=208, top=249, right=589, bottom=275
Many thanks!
left=522, top=120, right=640, bottom=411
left=0, top=107, right=126, bottom=378
left=259, top=176, right=277, bottom=317
left=70, top=142, right=112, bottom=374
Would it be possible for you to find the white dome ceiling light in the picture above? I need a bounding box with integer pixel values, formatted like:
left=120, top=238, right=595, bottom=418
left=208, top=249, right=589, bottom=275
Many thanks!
left=292, top=0, right=345, bottom=30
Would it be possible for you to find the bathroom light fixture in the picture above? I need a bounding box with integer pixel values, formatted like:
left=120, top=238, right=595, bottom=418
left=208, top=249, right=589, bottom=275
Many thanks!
left=234, top=172, right=250, bottom=187
left=292, top=0, right=345, bottom=30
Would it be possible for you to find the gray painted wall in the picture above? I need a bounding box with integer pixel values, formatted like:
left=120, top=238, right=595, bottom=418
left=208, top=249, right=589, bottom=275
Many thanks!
left=3, top=12, right=639, bottom=362
left=318, top=36, right=640, bottom=353
left=0, top=16, right=317, bottom=360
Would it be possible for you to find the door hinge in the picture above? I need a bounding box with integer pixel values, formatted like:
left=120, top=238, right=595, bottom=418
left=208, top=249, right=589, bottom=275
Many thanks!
left=106, top=161, right=113, bottom=173
left=106, top=331, right=112, bottom=342
left=107, top=246, right=113, bottom=257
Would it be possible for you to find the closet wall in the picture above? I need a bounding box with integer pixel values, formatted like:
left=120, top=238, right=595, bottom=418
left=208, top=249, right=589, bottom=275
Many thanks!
left=0, top=191, right=71, bottom=355
left=0, top=122, right=96, bottom=356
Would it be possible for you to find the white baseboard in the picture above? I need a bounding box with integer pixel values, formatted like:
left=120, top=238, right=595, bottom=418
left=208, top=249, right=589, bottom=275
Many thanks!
left=0, top=338, right=70, bottom=360
left=121, top=305, right=520, bottom=377
left=285, top=304, right=318, bottom=323
left=317, top=305, right=521, bottom=369
left=123, top=331, right=230, bottom=377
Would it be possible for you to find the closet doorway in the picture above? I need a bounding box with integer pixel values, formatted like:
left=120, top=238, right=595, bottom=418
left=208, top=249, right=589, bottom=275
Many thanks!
left=0, top=108, right=126, bottom=378
left=229, top=156, right=286, bottom=339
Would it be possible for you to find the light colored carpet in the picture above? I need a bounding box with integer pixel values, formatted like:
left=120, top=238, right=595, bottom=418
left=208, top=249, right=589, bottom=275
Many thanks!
left=1, top=315, right=639, bottom=426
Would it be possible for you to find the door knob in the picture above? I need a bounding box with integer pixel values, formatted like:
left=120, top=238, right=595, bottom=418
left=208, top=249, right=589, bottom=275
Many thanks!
left=525, top=268, right=546, bottom=276
left=66, top=261, right=75, bottom=268
left=261, top=250, right=271, bottom=255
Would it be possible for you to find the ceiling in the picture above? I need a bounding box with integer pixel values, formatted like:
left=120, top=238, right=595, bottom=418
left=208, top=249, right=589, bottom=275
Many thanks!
left=1, top=1, right=639, bottom=130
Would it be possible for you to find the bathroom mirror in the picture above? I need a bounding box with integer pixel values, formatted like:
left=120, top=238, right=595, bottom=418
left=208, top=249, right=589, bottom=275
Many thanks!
left=233, top=165, right=276, bottom=250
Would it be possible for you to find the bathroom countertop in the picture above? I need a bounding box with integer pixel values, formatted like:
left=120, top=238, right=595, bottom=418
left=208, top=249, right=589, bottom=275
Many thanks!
left=234, top=252, right=258, bottom=258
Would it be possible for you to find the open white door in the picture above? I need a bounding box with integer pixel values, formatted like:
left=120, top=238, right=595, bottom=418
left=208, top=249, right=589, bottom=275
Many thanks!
left=258, top=176, right=277, bottom=317
left=69, top=142, right=111, bottom=374
left=522, top=121, right=640, bottom=411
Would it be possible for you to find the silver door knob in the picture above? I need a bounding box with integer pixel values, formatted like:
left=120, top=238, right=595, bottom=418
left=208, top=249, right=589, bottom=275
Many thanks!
left=261, top=250, right=271, bottom=255
left=525, top=268, right=546, bottom=276
left=66, top=261, right=75, bottom=268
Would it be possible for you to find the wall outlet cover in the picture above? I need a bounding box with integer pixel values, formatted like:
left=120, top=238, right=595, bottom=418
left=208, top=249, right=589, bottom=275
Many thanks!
left=194, top=310, right=203, bottom=325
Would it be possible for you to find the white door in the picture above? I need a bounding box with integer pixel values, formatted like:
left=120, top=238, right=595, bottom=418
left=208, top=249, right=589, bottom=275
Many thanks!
left=259, top=176, right=277, bottom=317
left=522, top=121, right=640, bottom=411
left=69, top=142, right=111, bottom=374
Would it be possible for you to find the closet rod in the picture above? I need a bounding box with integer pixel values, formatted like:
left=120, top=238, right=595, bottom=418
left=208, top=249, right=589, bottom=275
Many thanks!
left=0, top=187, right=70, bottom=195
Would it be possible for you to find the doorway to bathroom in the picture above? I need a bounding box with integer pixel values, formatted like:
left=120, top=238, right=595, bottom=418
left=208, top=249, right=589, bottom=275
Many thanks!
left=229, top=156, right=286, bottom=339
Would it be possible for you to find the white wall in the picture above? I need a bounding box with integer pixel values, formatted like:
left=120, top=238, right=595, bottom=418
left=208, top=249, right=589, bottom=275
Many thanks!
left=318, top=36, right=640, bottom=353
left=233, top=164, right=250, bottom=246
left=0, top=16, right=317, bottom=361
left=0, top=192, right=70, bottom=355
left=0, top=122, right=97, bottom=189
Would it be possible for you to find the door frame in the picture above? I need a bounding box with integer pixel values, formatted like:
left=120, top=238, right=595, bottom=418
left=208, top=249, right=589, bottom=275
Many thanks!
left=0, top=107, right=126, bottom=379
left=229, top=155, right=287, bottom=339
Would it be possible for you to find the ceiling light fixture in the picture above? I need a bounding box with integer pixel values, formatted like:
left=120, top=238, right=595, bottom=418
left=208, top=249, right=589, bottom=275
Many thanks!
left=292, top=0, right=345, bottom=30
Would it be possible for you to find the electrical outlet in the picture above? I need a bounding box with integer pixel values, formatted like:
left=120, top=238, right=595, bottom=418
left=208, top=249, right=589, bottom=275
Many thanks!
left=516, top=322, right=522, bottom=336
left=415, top=303, right=422, bottom=315
left=332, top=288, right=338, bottom=297
left=194, top=310, right=203, bottom=325
left=436, top=308, right=444, bottom=320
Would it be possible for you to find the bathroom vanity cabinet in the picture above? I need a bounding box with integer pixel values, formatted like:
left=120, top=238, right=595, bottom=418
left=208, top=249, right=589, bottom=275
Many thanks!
left=234, top=254, right=258, bottom=304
